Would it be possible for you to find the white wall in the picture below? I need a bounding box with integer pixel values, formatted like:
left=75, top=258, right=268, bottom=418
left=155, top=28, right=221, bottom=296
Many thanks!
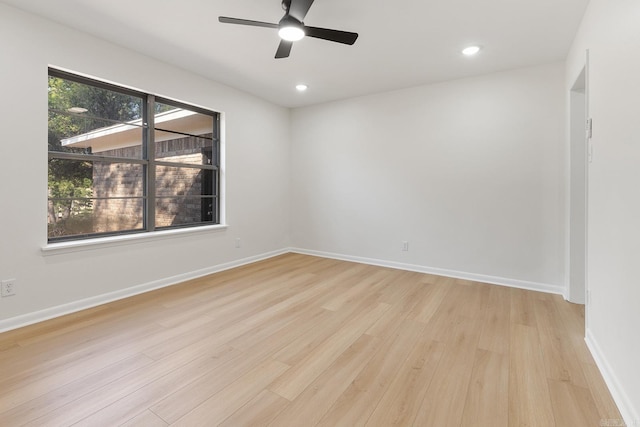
left=0, top=4, right=291, bottom=328
left=291, top=63, right=566, bottom=291
left=568, top=85, right=587, bottom=304
left=567, top=0, right=640, bottom=423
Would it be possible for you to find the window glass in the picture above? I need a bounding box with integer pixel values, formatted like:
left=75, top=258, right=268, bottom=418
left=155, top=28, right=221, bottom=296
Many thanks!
left=47, top=69, right=220, bottom=242
left=48, top=76, right=144, bottom=159
left=48, top=159, right=145, bottom=239
left=155, top=164, right=215, bottom=227
left=153, top=102, right=214, bottom=165
left=155, top=197, right=215, bottom=227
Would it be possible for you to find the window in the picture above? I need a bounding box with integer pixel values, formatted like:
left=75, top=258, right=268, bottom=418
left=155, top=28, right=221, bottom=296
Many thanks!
left=47, top=69, right=220, bottom=242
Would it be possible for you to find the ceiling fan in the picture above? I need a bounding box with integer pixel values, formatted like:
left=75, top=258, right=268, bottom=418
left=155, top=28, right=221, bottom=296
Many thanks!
left=218, top=0, right=359, bottom=59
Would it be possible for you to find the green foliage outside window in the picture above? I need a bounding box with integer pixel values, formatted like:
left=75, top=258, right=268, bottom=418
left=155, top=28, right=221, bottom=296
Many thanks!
left=47, top=76, right=142, bottom=237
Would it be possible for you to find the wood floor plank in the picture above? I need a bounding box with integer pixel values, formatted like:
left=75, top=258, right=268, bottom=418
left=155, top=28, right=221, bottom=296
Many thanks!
left=0, top=319, right=165, bottom=390
left=460, top=349, right=509, bottom=427
left=0, top=323, right=164, bottom=412
left=149, top=343, right=283, bottom=423
left=364, top=305, right=406, bottom=338
left=321, top=268, right=390, bottom=311
left=218, top=390, right=289, bottom=427
left=73, top=344, right=245, bottom=426
left=510, top=288, right=538, bottom=327
left=316, top=319, right=426, bottom=427
left=413, top=315, right=483, bottom=426
left=548, top=379, right=602, bottom=426
left=225, top=304, right=328, bottom=352
left=120, top=410, right=168, bottom=427
left=508, top=323, right=556, bottom=426
left=140, top=279, right=307, bottom=360
left=456, top=280, right=491, bottom=321
left=235, top=305, right=335, bottom=358
left=385, top=275, right=433, bottom=315
left=160, top=267, right=317, bottom=324
left=581, top=361, right=624, bottom=421
left=23, top=346, right=238, bottom=426
left=238, top=274, right=333, bottom=330
left=5, top=305, right=112, bottom=347
left=532, top=293, right=566, bottom=333
left=269, top=302, right=390, bottom=401
left=0, top=354, right=154, bottom=426
left=0, top=254, right=623, bottom=427
left=364, top=338, right=445, bottom=426
left=477, top=285, right=511, bottom=354
left=147, top=308, right=329, bottom=423
left=408, top=275, right=454, bottom=324
left=272, top=292, right=384, bottom=366
left=267, top=334, right=381, bottom=427
left=170, top=359, right=290, bottom=427
left=308, top=263, right=372, bottom=309
left=375, top=271, right=424, bottom=307
left=421, top=282, right=478, bottom=343
left=538, top=328, right=589, bottom=387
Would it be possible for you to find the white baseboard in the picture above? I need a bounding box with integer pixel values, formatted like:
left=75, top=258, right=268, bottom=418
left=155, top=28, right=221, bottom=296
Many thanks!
left=585, top=329, right=639, bottom=427
left=0, top=248, right=289, bottom=333
left=0, top=246, right=565, bottom=333
left=290, top=247, right=565, bottom=295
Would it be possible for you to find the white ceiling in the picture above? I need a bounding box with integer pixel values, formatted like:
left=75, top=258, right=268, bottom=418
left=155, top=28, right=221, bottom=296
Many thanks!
left=2, top=0, right=589, bottom=108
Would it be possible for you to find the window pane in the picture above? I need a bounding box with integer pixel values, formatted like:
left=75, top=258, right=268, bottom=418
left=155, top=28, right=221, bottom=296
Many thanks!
left=92, top=161, right=145, bottom=198
left=47, top=197, right=144, bottom=239
left=48, top=158, right=144, bottom=239
left=48, top=76, right=144, bottom=159
left=154, top=102, right=213, bottom=135
left=153, top=102, right=214, bottom=165
left=156, top=165, right=214, bottom=197
left=155, top=132, right=214, bottom=165
left=156, top=197, right=216, bottom=228
left=155, top=164, right=215, bottom=227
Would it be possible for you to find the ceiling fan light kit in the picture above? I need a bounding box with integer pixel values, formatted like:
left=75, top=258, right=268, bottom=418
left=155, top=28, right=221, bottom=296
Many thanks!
left=462, top=45, right=481, bottom=56
left=219, top=0, right=358, bottom=58
left=279, top=28, right=305, bottom=41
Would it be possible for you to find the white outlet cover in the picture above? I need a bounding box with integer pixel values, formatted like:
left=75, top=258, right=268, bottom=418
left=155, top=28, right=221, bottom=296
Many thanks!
left=1, top=279, right=17, bottom=297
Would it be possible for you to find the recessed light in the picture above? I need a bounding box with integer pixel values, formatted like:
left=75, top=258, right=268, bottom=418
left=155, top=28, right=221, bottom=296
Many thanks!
left=296, top=84, right=308, bottom=92
left=67, top=107, right=88, bottom=113
left=462, top=46, right=481, bottom=56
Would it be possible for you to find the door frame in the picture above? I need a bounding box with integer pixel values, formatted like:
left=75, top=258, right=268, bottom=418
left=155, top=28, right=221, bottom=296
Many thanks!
left=567, top=51, right=589, bottom=309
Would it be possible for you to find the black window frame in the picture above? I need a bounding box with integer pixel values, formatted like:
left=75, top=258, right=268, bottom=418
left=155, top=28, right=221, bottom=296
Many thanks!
left=47, top=68, right=221, bottom=243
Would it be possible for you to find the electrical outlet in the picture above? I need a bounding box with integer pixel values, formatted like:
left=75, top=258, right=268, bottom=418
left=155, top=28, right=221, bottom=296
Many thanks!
left=1, top=279, right=17, bottom=297
left=402, top=241, right=409, bottom=251
left=235, top=237, right=241, bottom=248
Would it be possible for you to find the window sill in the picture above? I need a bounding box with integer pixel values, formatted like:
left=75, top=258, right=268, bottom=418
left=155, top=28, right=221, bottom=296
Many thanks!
left=41, top=224, right=228, bottom=256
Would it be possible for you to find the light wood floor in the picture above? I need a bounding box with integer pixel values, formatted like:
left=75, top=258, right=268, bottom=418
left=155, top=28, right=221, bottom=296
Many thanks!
left=0, top=253, right=622, bottom=426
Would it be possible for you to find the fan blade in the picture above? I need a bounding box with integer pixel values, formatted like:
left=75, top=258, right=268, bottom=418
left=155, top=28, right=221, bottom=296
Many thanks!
left=275, top=40, right=293, bottom=59
left=304, top=26, right=359, bottom=45
left=288, top=0, right=315, bottom=22
left=218, top=16, right=278, bottom=29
